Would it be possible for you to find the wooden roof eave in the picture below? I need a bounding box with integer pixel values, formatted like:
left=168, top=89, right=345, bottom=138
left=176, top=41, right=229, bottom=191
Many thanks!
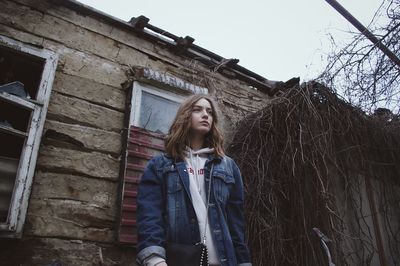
left=52, top=0, right=276, bottom=94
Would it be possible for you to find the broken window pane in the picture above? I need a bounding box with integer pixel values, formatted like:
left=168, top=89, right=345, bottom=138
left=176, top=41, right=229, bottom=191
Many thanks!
left=0, top=45, right=43, bottom=100
left=139, top=91, right=179, bottom=134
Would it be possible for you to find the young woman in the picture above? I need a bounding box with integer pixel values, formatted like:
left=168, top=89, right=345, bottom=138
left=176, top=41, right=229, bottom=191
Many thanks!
left=136, top=94, right=252, bottom=266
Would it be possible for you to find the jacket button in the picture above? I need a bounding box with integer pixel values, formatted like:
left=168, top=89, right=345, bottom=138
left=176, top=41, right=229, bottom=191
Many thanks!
left=191, top=218, right=196, bottom=223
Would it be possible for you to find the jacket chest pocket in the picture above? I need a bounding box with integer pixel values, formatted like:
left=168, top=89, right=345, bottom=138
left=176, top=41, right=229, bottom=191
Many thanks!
left=164, top=171, right=183, bottom=225
left=166, top=172, right=183, bottom=194
left=212, top=170, right=235, bottom=204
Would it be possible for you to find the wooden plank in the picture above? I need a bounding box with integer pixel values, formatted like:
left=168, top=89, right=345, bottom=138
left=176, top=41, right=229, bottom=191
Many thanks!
left=0, top=22, right=44, bottom=47
left=47, top=92, right=124, bottom=132
left=114, top=43, right=159, bottom=69
left=44, top=120, right=122, bottom=155
left=0, top=1, right=38, bottom=34
left=371, top=178, right=400, bottom=266
left=26, top=198, right=114, bottom=242
left=53, top=72, right=126, bottom=111
left=51, top=45, right=128, bottom=88
left=11, top=0, right=115, bottom=36
left=31, top=171, right=117, bottom=210
left=37, top=146, right=120, bottom=181
left=365, top=175, right=387, bottom=266
left=55, top=49, right=124, bottom=88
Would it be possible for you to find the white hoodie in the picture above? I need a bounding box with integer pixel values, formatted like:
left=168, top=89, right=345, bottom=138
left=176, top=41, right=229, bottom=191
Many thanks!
left=185, top=147, right=219, bottom=265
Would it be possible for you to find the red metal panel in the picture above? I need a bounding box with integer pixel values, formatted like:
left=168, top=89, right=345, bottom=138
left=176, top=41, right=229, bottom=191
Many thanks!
left=118, top=126, right=165, bottom=245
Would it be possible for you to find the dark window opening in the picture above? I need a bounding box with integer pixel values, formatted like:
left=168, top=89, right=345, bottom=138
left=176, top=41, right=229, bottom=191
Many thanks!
left=0, top=45, right=44, bottom=100
left=0, top=155, right=18, bottom=223
left=0, top=130, right=24, bottom=223
left=0, top=132, right=24, bottom=159
left=0, top=100, right=31, bottom=133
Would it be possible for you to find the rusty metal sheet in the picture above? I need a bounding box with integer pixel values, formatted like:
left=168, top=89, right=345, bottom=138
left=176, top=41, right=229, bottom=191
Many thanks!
left=118, top=126, right=165, bottom=245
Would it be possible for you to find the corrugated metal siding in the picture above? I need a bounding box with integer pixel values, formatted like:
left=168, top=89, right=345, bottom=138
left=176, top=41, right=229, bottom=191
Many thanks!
left=118, top=126, right=165, bottom=245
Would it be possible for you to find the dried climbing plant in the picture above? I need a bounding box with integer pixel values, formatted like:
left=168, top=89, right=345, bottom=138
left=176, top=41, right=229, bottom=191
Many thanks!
left=319, top=0, right=400, bottom=114
left=228, top=82, right=400, bottom=265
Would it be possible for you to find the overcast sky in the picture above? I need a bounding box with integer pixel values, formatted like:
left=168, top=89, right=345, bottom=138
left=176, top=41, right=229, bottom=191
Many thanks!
left=77, top=0, right=382, bottom=82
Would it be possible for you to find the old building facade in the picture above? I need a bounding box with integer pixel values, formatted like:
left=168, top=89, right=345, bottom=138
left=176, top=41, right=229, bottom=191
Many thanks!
left=0, top=0, right=279, bottom=265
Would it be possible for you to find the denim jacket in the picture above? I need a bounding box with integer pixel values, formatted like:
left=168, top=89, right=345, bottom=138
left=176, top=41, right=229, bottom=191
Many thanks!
left=136, top=153, right=252, bottom=266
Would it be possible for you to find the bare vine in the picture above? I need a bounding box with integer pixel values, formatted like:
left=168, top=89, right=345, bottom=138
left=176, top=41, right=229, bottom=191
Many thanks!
left=228, top=82, right=400, bottom=265
left=318, top=0, right=400, bottom=115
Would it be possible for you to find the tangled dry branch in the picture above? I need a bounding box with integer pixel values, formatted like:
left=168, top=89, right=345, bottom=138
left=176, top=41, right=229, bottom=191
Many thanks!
left=228, top=82, right=400, bottom=265
left=319, top=0, right=400, bottom=114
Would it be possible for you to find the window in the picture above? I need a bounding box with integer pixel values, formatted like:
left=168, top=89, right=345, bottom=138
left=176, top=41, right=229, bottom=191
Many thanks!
left=0, top=35, right=57, bottom=237
left=118, top=73, right=208, bottom=245
left=130, top=81, right=184, bottom=134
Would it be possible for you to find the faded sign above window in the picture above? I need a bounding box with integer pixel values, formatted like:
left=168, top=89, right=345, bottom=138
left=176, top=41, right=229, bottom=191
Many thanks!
left=136, top=68, right=208, bottom=95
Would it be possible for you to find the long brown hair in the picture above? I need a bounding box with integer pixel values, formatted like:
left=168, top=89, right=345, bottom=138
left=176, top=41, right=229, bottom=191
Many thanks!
left=165, top=94, right=224, bottom=160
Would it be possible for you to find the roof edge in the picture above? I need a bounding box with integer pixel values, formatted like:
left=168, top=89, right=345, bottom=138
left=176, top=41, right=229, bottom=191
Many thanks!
left=52, top=0, right=294, bottom=95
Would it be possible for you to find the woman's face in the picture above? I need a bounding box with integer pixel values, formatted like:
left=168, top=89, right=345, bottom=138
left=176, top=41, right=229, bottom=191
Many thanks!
left=190, top=98, right=213, bottom=136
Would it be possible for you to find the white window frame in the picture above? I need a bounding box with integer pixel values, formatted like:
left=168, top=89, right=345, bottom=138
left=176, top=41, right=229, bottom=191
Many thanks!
left=130, top=81, right=186, bottom=132
left=0, top=35, right=58, bottom=238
